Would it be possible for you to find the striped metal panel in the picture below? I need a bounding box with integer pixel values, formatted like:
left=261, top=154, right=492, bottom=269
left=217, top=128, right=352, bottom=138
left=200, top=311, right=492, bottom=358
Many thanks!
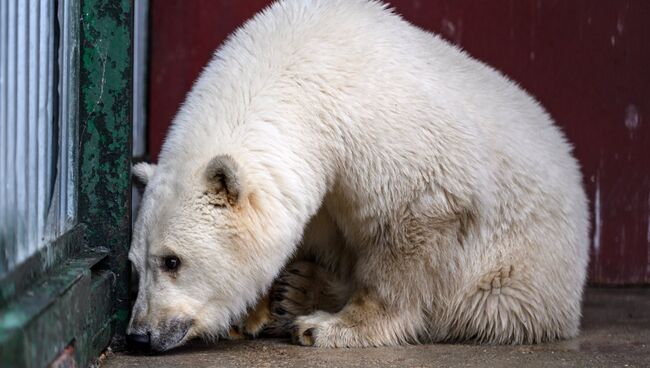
left=0, top=0, right=77, bottom=276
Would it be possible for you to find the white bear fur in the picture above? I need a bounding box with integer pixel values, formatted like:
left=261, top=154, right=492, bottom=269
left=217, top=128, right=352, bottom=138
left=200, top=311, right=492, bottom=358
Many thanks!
left=128, top=0, right=589, bottom=349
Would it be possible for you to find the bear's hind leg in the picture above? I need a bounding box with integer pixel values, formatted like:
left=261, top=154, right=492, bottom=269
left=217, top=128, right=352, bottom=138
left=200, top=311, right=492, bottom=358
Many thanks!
left=446, top=264, right=581, bottom=344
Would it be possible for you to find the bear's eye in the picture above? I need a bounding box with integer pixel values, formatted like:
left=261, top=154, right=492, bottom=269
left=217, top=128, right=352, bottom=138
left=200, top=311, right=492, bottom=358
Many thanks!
left=163, top=256, right=181, bottom=271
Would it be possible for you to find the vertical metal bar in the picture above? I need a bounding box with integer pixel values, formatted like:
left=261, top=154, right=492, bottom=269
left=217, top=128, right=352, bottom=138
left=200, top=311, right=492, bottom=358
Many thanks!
left=44, top=0, right=56, bottom=240
left=131, top=0, right=148, bottom=223
left=18, top=0, right=26, bottom=263
left=58, top=0, right=78, bottom=236
left=7, top=0, right=19, bottom=267
left=3, top=0, right=18, bottom=271
left=58, top=0, right=68, bottom=236
left=132, top=0, right=148, bottom=158
left=27, top=0, right=39, bottom=257
left=36, top=0, right=47, bottom=249
left=0, top=0, right=8, bottom=273
left=15, top=0, right=29, bottom=263
left=64, top=0, right=77, bottom=231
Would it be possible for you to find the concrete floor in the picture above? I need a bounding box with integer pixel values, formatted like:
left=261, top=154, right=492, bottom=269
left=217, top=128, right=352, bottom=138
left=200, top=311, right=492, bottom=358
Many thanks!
left=102, top=288, right=649, bottom=368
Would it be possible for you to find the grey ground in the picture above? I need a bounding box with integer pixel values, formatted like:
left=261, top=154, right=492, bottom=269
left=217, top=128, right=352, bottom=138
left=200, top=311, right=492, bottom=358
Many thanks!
left=101, top=288, right=649, bottom=368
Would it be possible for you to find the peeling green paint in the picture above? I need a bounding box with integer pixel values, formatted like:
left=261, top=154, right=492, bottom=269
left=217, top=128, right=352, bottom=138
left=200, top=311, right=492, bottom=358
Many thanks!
left=0, top=247, right=110, bottom=367
left=78, top=0, right=133, bottom=349
left=79, top=0, right=132, bottom=225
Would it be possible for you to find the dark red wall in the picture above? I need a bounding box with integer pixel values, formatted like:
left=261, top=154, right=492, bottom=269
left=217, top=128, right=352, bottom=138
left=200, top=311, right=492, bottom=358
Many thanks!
left=148, top=0, right=650, bottom=285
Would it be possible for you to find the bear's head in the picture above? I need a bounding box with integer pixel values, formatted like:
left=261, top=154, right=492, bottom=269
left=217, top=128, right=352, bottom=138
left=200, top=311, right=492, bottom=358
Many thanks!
left=126, top=154, right=287, bottom=352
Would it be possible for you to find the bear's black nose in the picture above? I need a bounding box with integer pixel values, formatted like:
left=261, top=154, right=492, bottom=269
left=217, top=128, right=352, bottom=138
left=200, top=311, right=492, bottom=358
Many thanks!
left=126, top=333, right=151, bottom=353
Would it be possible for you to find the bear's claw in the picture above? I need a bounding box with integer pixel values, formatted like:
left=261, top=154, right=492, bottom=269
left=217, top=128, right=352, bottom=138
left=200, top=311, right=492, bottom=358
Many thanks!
left=292, top=324, right=317, bottom=346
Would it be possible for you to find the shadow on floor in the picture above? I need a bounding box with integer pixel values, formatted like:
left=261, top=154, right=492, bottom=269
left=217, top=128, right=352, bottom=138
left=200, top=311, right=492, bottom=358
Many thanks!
left=101, top=288, right=650, bottom=368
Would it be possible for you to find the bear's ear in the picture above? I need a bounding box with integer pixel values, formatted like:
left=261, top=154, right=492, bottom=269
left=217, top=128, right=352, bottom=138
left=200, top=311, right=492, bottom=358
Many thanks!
left=132, top=162, right=157, bottom=187
left=205, top=154, right=243, bottom=206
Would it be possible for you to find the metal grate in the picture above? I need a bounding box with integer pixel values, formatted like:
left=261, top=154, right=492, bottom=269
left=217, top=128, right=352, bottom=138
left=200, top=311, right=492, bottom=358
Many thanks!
left=0, top=0, right=77, bottom=276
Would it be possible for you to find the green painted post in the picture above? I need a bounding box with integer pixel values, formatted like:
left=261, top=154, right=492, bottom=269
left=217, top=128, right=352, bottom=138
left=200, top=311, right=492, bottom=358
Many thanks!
left=78, top=0, right=133, bottom=348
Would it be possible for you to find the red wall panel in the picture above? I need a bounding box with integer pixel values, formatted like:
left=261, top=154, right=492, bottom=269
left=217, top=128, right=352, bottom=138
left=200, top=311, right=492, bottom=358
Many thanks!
left=148, top=0, right=650, bottom=284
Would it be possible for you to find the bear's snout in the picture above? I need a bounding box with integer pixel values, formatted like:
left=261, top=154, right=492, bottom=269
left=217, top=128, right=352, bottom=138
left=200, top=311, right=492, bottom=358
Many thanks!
left=127, top=317, right=193, bottom=353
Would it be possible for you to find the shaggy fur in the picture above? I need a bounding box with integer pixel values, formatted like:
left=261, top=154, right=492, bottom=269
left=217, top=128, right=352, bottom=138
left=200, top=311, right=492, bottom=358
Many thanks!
left=128, top=0, right=589, bottom=350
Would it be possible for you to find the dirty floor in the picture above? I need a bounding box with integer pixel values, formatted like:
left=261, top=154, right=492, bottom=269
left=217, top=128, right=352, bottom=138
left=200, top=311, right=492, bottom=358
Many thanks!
left=102, top=288, right=649, bottom=368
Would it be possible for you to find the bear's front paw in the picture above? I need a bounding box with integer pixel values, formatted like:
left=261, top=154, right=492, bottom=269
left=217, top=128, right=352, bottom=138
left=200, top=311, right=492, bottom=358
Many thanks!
left=261, top=260, right=350, bottom=338
left=241, top=261, right=324, bottom=337
left=271, top=261, right=321, bottom=320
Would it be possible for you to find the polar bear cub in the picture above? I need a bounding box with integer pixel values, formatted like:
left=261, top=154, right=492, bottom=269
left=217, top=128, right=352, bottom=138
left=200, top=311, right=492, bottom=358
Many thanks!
left=127, top=0, right=589, bottom=351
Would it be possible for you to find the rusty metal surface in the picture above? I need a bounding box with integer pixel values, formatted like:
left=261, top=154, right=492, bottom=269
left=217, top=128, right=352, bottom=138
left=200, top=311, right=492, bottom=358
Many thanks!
left=147, top=0, right=650, bottom=284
